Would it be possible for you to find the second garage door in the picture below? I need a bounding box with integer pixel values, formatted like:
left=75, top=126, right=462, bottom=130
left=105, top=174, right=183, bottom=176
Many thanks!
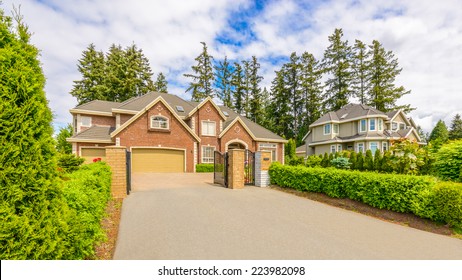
left=132, top=148, right=185, bottom=173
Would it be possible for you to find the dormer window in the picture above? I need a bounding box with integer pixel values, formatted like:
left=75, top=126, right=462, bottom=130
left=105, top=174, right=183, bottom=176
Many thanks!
left=392, top=122, right=398, bottom=131
left=81, top=116, right=91, bottom=127
left=333, top=124, right=339, bottom=134
left=359, top=119, right=367, bottom=132
left=150, top=116, right=169, bottom=129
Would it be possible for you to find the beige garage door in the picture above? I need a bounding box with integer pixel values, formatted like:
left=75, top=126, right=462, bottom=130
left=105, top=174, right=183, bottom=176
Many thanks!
left=81, top=148, right=106, bottom=163
left=132, top=148, right=185, bottom=173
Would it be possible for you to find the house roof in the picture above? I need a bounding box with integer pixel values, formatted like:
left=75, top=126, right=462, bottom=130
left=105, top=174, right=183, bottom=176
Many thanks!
left=67, top=126, right=115, bottom=143
left=310, top=104, right=388, bottom=127
left=69, top=92, right=286, bottom=143
left=296, top=145, right=306, bottom=153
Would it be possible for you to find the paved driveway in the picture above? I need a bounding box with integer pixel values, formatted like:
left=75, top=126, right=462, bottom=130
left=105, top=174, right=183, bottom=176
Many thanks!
left=114, top=173, right=462, bottom=260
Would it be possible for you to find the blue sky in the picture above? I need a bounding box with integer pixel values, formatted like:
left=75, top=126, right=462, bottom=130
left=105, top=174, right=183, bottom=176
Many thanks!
left=2, top=0, right=462, bottom=133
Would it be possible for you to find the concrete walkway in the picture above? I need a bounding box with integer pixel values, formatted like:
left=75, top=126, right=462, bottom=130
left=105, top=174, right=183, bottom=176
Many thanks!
left=114, top=173, right=462, bottom=260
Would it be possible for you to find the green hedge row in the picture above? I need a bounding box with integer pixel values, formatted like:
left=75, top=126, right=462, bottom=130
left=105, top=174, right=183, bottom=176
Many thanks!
left=61, top=162, right=112, bottom=259
left=269, top=162, right=462, bottom=227
left=196, top=163, right=214, bottom=173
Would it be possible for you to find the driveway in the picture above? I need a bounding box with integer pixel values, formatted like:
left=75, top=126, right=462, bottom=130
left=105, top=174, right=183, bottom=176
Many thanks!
left=114, top=173, right=462, bottom=259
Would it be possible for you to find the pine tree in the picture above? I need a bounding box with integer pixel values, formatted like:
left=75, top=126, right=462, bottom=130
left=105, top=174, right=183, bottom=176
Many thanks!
left=0, top=9, right=70, bottom=259
left=249, top=56, right=264, bottom=124
left=56, top=124, right=73, bottom=154
left=374, top=149, right=382, bottom=171
left=283, top=53, right=303, bottom=140
left=351, top=39, right=371, bottom=104
left=214, top=56, right=234, bottom=108
left=356, top=151, right=365, bottom=170
left=364, top=150, right=374, bottom=171
left=349, top=151, right=357, bottom=170
left=428, top=120, right=449, bottom=149
left=268, top=69, right=291, bottom=138
left=153, top=72, right=168, bottom=93
left=449, top=114, right=462, bottom=140
left=232, top=62, right=245, bottom=114
left=368, top=40, right=412, bottom=112
left=321, top=28, right=353, bottom=111
left=70, top=44, right=107, bottom=104
left=242, top=59, right=252, bottom=118
left=184, top=42, right=214, bottom=101
left=299, top=51, right=323, bottom=143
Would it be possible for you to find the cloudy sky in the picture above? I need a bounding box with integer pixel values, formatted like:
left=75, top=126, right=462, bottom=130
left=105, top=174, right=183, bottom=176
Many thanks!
left=2, top=0, right=461, bottom=133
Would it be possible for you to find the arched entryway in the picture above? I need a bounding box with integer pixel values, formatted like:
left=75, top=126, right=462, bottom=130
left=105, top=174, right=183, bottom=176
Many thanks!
left=226, top=140, right=248, bottom=150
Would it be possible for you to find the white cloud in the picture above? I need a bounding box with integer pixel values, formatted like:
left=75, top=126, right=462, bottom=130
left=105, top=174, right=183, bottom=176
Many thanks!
left=2, top=0, right=461, bottom=133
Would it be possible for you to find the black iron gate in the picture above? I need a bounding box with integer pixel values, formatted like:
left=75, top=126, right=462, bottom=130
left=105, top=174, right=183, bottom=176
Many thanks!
left=213, top=151, right=228, bottom=187
left=244, top=149, right=255, bottom=185
left=126, top=150, right=131, bottom=194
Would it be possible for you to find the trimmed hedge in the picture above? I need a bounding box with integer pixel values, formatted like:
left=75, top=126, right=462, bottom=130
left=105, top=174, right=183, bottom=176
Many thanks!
left=196, top=163, right=214, bottom=173
left=61, top=162, right=112, bottom=259
left=269, top=162, right=462, bottom=227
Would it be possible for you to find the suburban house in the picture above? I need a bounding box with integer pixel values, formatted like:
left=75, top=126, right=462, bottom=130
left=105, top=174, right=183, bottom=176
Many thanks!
left=302, top=103, right=423, bottom=156
left=67, top=91, right=287, bottom=173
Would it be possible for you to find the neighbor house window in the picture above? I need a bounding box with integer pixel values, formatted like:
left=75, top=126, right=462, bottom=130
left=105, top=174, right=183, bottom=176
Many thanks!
left=201, top=121, right=216, bottom=136
left=333, top=124, right=339, bottom=134
left=399, top=123, right=406, bottom=130
left=369, top=119, right=376, bottom=131
left=357, top=143, right=365, bottom=153
left=151, top=116, right=168, bottom=129
left=359, top=119, right=367, bottom=132
left=337, top=145, right=342, bottom=152
left=382, top=142, right=388, bottom=151
left=378, top=119, right=383, bottom=131
left=81, top=116, right=91, bottom=127
left=370, top=142, right=378, bottom=153
left=324, top=124, right=331, bottom=135
left=330, top=145, right=336, bottom=153
left=392, top=122, right=398, bottom=131
left=202, top=146, right=215, bottom=163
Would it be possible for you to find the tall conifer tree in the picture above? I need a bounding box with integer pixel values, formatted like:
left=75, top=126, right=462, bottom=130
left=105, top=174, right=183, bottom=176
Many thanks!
left=232, top=62, right=245, bottom=114
left=321, top=28, right=353, bottom=111
left=351, top=39, right=371, bottom=104
left=153, top=72, right=168, bottom=93
left=184, top=42, right=214, bottom=101
left=449, top=114, right=462, bottom=140
left=248, top=56, right=264, bottom=124
left=214, top=56, right=234, bottom=108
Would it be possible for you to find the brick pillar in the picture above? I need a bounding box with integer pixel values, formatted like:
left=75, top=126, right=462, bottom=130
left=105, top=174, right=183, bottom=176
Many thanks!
left=228, top=149, right=245, bottom=189
left=255, top=151, right=271, bottom=187
left=105, top=146, right=127, bottom=198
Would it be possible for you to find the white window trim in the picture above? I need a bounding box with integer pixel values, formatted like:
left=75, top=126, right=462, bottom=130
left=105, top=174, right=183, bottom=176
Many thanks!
left=382, top=142, right=388, bottom=151
left=201, top=145, right=215, bottom=164
left=369, top=142, right=379, bottom=153
left=357, top=142, right=365, bottom=153
left=359, top=119, right=367, bottom=133
left=259, top=143, right=278, bottom=162
left=378, top=119, right=383, bottom=131
left=369, top=118, right=376, bottom=131
left=150, top=115, right=169, bottom=129
left=81, top=116, right=92, bottom=127
left=201, top=120, right=216, bottom=136
left=330, top=145, right=336, bottom=153
left=333, top=124, right=339, bottom=134
left=324, top=123, right=331, bottom=135
left=392, top=122, right=398, bottom=131
left=337, top=144, right=342, bottom=152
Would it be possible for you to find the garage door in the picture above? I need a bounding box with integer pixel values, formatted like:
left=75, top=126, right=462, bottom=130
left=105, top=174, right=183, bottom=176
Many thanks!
left=81, top=148, right=106, bottom=163
left=132, top=148, right=185, bottom=173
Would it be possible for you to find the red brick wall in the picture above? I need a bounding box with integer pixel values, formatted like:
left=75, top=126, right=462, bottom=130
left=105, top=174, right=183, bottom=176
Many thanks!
left=220, top=121, right=256, bottom=152
left=191, top=101, right=225, bottom=163
left=114, top=102, right=197, bottom=172
left=120, top=114, right=134, bottom=126
left=78, top=114, right=115, bottom=132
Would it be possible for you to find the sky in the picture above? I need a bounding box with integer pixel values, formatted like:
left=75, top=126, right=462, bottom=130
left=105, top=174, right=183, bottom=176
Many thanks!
left=2, top=0, right=462, bottom=134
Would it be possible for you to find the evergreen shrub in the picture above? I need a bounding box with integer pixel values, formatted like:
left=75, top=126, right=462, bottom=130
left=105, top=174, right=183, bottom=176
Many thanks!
left=195, top=164, right=214, bottom=172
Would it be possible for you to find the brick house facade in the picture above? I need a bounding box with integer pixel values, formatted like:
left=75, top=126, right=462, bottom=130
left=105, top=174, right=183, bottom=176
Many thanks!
left=67, top=92, right=287, bottom=172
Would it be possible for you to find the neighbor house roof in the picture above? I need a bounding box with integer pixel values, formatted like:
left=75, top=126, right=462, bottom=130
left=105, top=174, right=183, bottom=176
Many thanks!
left=67, top=126, right=115, bottom=143
left=310, top=104, right=388, bottom=127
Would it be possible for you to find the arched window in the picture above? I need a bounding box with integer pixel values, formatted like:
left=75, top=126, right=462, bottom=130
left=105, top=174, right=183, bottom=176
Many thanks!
left=150, top=116, right=169, bottom=129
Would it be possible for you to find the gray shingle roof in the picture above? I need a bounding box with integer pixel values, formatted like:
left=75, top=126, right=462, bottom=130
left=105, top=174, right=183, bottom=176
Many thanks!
left=71, top=126, right=115, bottom=141
left=74, top=100, right=121, bottom=113
left=311, top=104, right=388, bottom=127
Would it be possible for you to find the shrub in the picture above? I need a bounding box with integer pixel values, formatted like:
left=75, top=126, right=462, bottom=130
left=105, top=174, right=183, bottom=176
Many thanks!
left=57, top=153, right=85, bottom=173
left=61, top=162, right=112, bottom=259
left=195, top=163, right=214, bottom=172
left=433, top=140, right=462, bottom=182
left=331, top=157, right=351, bottom=169
left=286, top=155, right=304, bottom=166
left=269, top=162, right=462, bottom=227
left=364, top=150, right=374, bottom=171
left=305, top=155, right=322, bottom=167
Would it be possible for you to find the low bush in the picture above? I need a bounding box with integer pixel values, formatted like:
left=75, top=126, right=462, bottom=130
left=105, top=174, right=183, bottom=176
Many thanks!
left=61, top=162, right=112, bottom=259
left=331, top=157, right=351, bottom=169
left=196, top=163, right=214, bottom=172
left=269, top=162, right=462, bottom=227
left=433, top=140, right=462, bottom=182
left=57, top=153, right=85, bottom=173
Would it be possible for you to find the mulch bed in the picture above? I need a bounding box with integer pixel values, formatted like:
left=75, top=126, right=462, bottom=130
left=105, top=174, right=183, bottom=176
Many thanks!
left=94, top=198, right=123, bottom=260
left=269, top=185, right=458, bottom=238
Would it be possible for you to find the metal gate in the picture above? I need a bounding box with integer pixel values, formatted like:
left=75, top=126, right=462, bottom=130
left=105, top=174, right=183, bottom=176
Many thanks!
left=244, top=149, right=255, bottom=185
left=126, top=150, right=131, bottom=194
left=213, top=151, right=228, bottom=187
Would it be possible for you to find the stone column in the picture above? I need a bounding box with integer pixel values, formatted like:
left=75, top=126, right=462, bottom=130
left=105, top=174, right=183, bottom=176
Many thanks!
left=255, top=151, right=272, bottom=187
left=105, top=146, right=127, bottom=198
left=228, top=149, right=245, bottom=189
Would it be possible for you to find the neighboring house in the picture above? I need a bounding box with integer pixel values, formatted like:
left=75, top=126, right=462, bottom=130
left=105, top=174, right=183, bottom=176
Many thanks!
left=302, top=104, right=423, bottom=156
left=295, top=145, right=306, bottom=157
left=67, top=91, right=287, bottom=173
